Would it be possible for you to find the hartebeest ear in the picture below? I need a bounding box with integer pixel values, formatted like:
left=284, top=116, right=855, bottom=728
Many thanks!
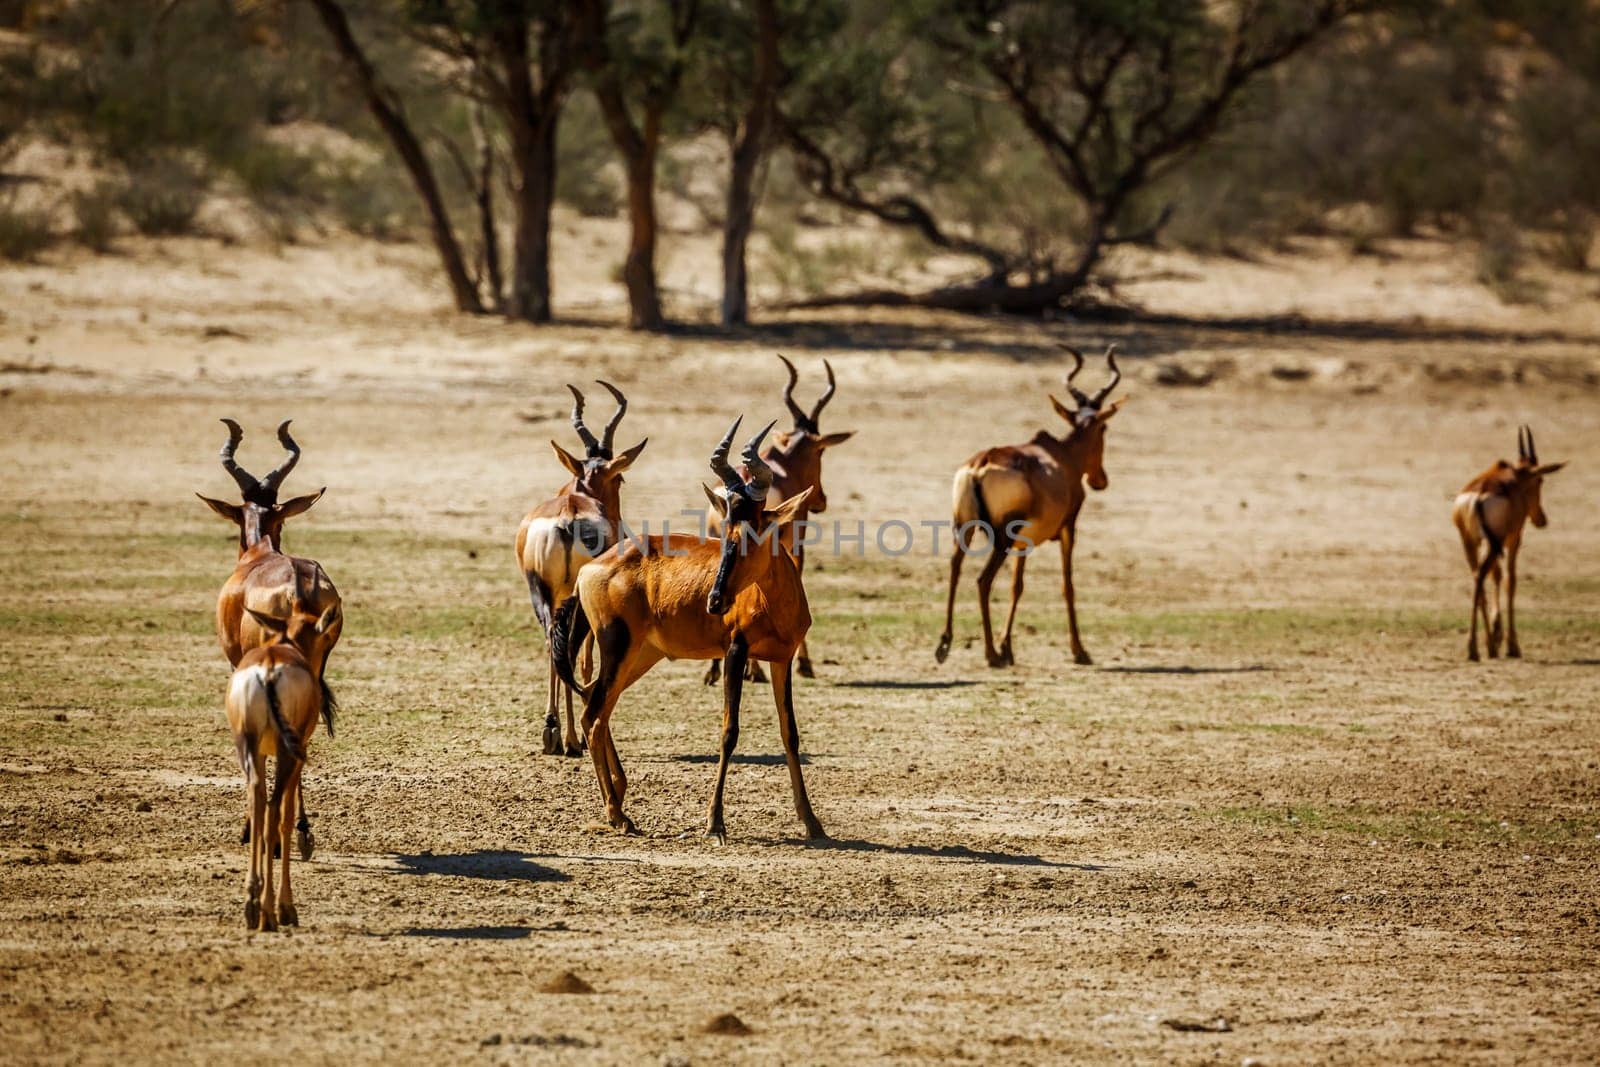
left=277, top=488, right=325, bottom=519
left=701, top=483, right=729, bottom=519
left=1096, top=397, right=1128, bottom=422
left=1048, top=394, right=1077, bottom=423
left=245, top=607, right=288, bottom=634
left=314, top=603, right=340, bottom=635
left=817, top=431, right=855, bottom=449
left=197, top=494, right=244, bottom=525
left=1532, top=462, right=1567, bottom=477
left=763, top=487, right=813, bottom=528
left=550, top=441, right=585, bottom=478
left=606, top=438, right=648, bottom=475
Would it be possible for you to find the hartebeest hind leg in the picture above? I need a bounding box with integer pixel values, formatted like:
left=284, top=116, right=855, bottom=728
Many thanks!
left=580, top=625, right=660, bottom=834
left=1059, top=527, right=1092, bottom=665
left=1505, top=541, right=1523, bottom=658
left=276, top=758, right=304, bottom=927
left=707, top=635, right=749, bottom=844
left=997, top=553, right=1028, bottom=667
left=238, top=739, right=265, bottom=930
left=794, top=548, right=815, bottom=678
left=771, top=659, right=826, bottom=839
left=935, top=544, right=965, bottom=663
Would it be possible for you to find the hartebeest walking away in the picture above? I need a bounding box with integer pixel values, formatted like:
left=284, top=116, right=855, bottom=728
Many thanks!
left=516, top=381, right=647, bottom=756
left=226, top=606, right=333, bottom=932
left=1452, top=425, right=1567, bottom=661
left=936, top=344, right=1125, bottom=668
left=551, top=417, right=824, bottom=843
left=705, top=354, right=853, bottom=685
left=198, top=419, right=342, bottom=860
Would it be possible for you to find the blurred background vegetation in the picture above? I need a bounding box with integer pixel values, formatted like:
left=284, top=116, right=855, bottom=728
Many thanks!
left=0, top=0, right=1596, bottom=323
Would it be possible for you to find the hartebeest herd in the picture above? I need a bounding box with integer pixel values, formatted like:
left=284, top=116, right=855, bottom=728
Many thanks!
left=197, top=347, right=1569, bottom=931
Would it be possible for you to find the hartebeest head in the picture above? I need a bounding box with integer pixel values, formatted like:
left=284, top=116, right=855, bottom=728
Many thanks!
left=1049, top=344, right=1125, bottom=491
left=1512, top=424, right=1567, bottom=528
left=197, top=420, right=325, bottom=553
left=769, top=355, right=854, bottom=513
left=703, top=417, right=811, bottom=615
left=549, top=381, right=647, bottom=517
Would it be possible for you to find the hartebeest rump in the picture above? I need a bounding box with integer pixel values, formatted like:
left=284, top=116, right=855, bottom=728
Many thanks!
left=1452, top=425, right=1566, bottom=661
left=936, top=344, right=1125, bottom=668
left=226, top=606, right=332, bottom=931
left=552, top=417, right=823, bottom=843
left=705, top=355, right=853, bottom=685
left=198, top=419, right=342, bottom=860
left=516, top=381, right=647, bottom=756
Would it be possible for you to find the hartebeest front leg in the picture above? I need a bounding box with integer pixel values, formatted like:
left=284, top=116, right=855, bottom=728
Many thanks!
left=771, top=659, right=826, bottom=839
left=1059, top=527, right=1092, bottom=666
left=1487, top=558, right=1505, bottom=658
left=708, top=635, right=748, bottom=844
left=794, top=547, right=815, bottom=678
left=935, top=544, right=965, bottom=663
left=295, top=781, right=314, bottom=862
left=997, top=552, right=1028, bottom=667
left=542, top=658, right=562, bottom=756
left=1505, top=542, right=1522, bottom=658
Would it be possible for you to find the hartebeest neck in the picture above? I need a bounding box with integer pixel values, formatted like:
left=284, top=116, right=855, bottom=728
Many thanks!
left=238, top=507, right=278, bottom=555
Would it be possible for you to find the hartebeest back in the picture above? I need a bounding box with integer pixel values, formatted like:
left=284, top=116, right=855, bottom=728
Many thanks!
left=198, top=419, right=342, bottom=860
left=226, top=606, right=331, bottom=932
left=1452, top=424, right=1566, bottom=661
left=705, top=355, right=853, bottom=685
left=551, top=417, right=823, bottom=843
left=936, top=344, right=1125, bottom=668
left=516, top=381, right=646, bottom=756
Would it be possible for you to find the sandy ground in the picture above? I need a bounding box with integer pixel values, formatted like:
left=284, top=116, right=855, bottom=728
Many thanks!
left=2, top=230, right=1599, bottom=1064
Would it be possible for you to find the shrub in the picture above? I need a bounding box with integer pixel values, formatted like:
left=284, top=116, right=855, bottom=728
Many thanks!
left=72, top=182, right=121, bottom=252
left=114, top=157, right=208, bottom=236
left=0, top=193, right=52, bottom=261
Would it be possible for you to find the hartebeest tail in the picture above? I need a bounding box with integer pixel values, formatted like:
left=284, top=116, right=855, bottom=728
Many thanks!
left=1452, top=424, right=1566, bottom=661
left=550, top=594, right=591, bottom=697
left=937, top=343, right=1126, bottom=668
left=225, top=608, right=328, bottom=933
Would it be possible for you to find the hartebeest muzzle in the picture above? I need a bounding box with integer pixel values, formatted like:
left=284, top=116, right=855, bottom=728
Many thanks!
left=705, top=416, right=776, bottom=616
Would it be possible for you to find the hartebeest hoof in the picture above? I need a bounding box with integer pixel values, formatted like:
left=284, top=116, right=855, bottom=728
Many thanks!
left=797, top=657, right=815, bottom=678
left=803, top=819, right=828, bottom=840
left=297, top=827, right=314, bottom=862
left=257, top=910, right=278, bottom=933
left=244, top=898, right=260, bottom=929
left=746, top=661, right=768, bottom=684
left=703, top=661, right=722, bottom=686
left=564, top=741, right=585, bottom=758
left=1467, top=644, right=1480, bottom=662
left=985, top=650, right=1009, bottom=668
left=278, top=902, right=299, bottom=927
left=541, top=718, right=561, bottom=756
left=1073, top=649, right=1093, bottom=666
left=706, top=824, right=727, bottom=846
left=934, top=635, right=951, bottom=664
left=1507, top=643, right=1522, bottom=658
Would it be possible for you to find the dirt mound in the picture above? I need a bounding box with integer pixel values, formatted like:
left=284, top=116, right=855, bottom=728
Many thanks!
left=702, top=1012, right=753, bottom=1036
left=538, top=971, right=595, bottom=995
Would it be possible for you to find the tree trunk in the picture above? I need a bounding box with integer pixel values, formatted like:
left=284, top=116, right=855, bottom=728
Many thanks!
left=720, top=0, right=779, bottom=326
left=497, top=25, right=559, bottom=324
left=594, top=83, right=665, bottom=330
left=306, top=0, right=482, bottom=314
left=471, top=99, right=504, bottom=313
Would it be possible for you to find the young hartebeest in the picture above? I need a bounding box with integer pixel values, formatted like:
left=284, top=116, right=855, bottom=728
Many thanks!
left=1452, top=425, right=1566, bottom=661
left=226, top=606, right=332, bottom=931
left=198, top=419, right=342, bottom=860
left=516, top=381, right=647, bottom=756
left=551, top=417, right=823, bottom=843
left=936, top=344, right=1125, bottom=668
left=705, top=355, right=853, bottom=685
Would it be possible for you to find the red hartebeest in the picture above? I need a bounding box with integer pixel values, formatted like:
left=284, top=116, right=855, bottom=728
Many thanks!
left=516, top=381, right=647, bottom=756
left=198, top=419, right=342, bottom=860
left=551, top=417, right=823, bottom=843
left=936, top=344, right=1125, bottom=668
left=705, top=355, right=853, bottom=685
left=1452, top=424, right=1567, bottom=661
left=226, top=606, right=332, bottom=931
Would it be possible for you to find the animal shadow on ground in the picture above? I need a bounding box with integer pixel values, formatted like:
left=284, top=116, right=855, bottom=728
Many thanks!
left=390, top=851, right=570, bottom=882
left=835, top=679, right=980, bottom=690
left=1098, top=664, right=1276, bottom=675
left=399, top=925, right=538, bottom=940
left=796, top=837, right=1108, bottom=871
left=669, top=752, right=809, bottom=766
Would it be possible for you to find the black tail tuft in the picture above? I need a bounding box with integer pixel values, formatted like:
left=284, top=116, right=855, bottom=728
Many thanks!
left=549, top=595, right=592, bottom=696
left=263, top=665, right=303, bottom=765
left=319, top=677, right=338, bottom=739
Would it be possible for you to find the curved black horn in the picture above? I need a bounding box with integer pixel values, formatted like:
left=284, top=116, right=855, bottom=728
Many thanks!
left=596, top=379, right=626, bottom=455
left=567, top=385, right=602, bottom=456
left=709, top=415, right=747, bottom=496
left=809, top=358, right=838, bottom=424
left=740, top=419, right=778, bottom=499
left=1523, top=424, right=1538, bottom=465
left=777, top=354, right=809, bottom=428
left=1060, top=343, right=1090, bottom=406
left=218, top=418, right=259, bottom=496
left=1090, top=344, right=1122, bottom=407
left=258, top=419, right=301, bottom=497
